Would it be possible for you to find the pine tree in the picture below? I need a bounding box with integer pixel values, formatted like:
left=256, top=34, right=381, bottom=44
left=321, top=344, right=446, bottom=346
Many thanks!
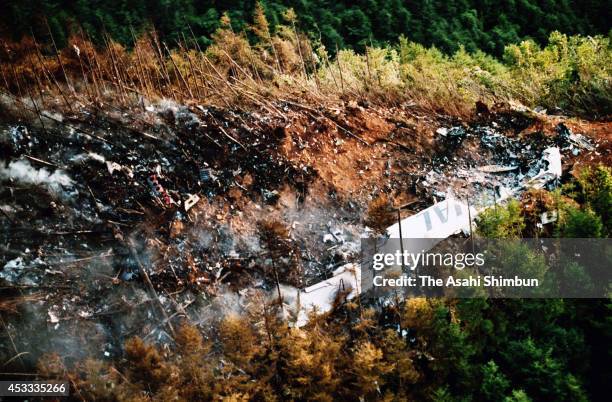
left=381, top=329, right=420, bottom=391
left=351, top=340, right=393, bottom=396
left=276, top=327, right=343, bottom=399
left=482, top=360, right=510, bottom=400
left=364, top=194, right=395, bottom=235
left=219, top=314, right=261, bottom=368
left=251, top=1, right=271, bottom=43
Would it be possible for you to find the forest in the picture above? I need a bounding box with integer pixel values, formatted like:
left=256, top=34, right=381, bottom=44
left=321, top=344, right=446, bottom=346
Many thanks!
left=0, top=1, right=610, bottom=401
left=1, top=0, right=610, bottom=55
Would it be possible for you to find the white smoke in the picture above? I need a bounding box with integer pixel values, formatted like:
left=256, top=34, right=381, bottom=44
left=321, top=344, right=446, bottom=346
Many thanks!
left=0, top=159, right=74, bottom=196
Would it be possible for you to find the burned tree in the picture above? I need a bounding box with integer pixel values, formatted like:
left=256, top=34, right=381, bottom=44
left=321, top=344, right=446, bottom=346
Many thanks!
left=258, top=220, right=301, bottom=304
left=364, top=194, right=395, bottom=236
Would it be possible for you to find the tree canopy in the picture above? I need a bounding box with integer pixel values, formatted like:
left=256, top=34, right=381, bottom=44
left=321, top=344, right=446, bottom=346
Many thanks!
left=1, top=0, right=610, bottom=55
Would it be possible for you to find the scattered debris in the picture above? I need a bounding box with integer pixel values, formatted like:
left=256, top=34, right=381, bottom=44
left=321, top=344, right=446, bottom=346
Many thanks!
left=556, top=123, right=595, bottom=154
left=0, top=97, right=605, bottom=358
left=525, top=147, right=562, bottom=189
left=287, top=142, right=567, bottom=327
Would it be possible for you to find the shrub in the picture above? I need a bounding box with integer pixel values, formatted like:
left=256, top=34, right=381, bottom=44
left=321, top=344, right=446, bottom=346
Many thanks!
left=476, top=199, right=525, bottom=238
left=560, top=207, right=603, bottom=238
left=504, top=32, right=612, bottom=117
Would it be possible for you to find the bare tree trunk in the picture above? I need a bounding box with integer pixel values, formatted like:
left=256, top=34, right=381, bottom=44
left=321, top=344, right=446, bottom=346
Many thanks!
left=271, top=257, right=283, bottom=306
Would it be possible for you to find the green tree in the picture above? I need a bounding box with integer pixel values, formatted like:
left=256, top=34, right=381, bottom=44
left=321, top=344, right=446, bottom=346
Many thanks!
left=560, top=207, right=603, bottom=238
left=482, top=360, right=510, bottom=400
left=476, top=199, right=525, bottom=238
left=574, top=165, right=612, bottom=234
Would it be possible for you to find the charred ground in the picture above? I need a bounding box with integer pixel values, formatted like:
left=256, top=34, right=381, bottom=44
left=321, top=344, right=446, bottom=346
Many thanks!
left=1, top=89, right=610, bottom=371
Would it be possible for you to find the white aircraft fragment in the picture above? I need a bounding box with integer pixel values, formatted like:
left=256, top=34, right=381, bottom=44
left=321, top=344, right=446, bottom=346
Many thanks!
left=478, top=165, right=519, bottom=173
left=284, top=148, right=563, bottom=327
left=386, top=196, right=473, bottom=240
left=526, top=147, right=562, bottom=189
left=285, top=196, right=475, bottom=327
left=280, top=263, right=361, bottom=327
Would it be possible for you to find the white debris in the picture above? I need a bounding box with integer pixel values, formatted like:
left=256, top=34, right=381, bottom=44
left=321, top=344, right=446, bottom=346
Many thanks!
left=386, top=196, right=473, bottom=239
left=544, top=147, right=562, bottom=177
left=570, top=134, right=594, bottom=151
left=1, top=256, right=45, bottom=285
left=533, top=106, right=547, bottom=114
left=48, top=310, right=60, bottom=324
left=106, top=161, right=123, bottom=175
left=3, top=257, right=23, bottom=270
left=495, top=185, right=514, bottom=202
left=436, top=127, right=449, bottom=136
left=281, top=263, right=361, bottom=327
left=1, top=257, right=24, bottom=283
left=286, top=196, right=477, bottom=327
left=105, top=161, right=133, bottom=178
left=0, top=205, right=16, bottom=216
left=323, top=233, right=336, bottom=243
left=288, top=159, right=563, bottom=327
left=541, top=211, right=558, bottom=225
left=478, top=165, right=519, bottom=173
left=88, top=153, right=105, bottom=163
left=71, top=152, right=106, bottom=164
left=184, top=194, right=201, bottom=211
left=41, top=111, right=64, bottom=123
left=157, top=98, right=180, bottom=114
left=526, top=147, right=562, bottom=189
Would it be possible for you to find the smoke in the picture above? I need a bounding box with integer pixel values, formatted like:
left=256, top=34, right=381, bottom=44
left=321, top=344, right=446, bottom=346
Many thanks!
left=0, top=159, right=74, bottom=196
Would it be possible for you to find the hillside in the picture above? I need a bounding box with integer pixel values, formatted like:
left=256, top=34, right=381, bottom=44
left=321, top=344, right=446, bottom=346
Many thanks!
left=0, top=3, right=611, bottom=401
